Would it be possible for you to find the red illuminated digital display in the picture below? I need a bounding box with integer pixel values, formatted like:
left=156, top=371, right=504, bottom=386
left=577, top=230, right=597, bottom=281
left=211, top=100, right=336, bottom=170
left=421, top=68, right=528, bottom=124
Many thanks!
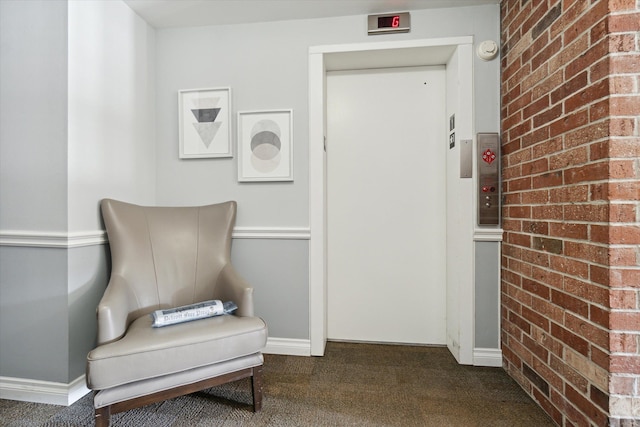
left=378, top=15, right=400, bottom=28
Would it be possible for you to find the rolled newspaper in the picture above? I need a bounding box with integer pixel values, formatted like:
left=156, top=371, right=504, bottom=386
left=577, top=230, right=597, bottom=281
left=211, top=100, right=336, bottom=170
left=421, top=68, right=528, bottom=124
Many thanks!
left=151, top=300, right=238, bottom=328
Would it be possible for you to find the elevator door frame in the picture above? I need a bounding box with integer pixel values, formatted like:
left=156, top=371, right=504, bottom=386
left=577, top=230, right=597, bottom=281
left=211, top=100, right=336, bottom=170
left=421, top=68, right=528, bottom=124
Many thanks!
left=309, top=37, right=475, bottom=364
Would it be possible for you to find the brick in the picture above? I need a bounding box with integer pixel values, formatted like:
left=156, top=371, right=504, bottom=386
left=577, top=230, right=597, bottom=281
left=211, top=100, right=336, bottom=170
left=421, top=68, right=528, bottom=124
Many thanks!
left=609, top=33, right=638, bottom=53
left=610, top=118, right=637, bottom=137
left=509, top=311, right=532, bottom=335
left=523, top=220, right=549, bottom=235
left=551, top=289, right=589, bottom=317
left=564, top=277, right=609, bottom=307
left=609, top=203, right=637, bottom=223
left=611, top=96, right=640, bottom=116
left=523, top=277, right=551, bottom=298
left=549, top=221, right=588, bottom=239
left=613, top=269, right=640, bottom=288
left=532, top=37, right=563, bottom=71
left=522, top=364, right=549, bottom=396
left=532, top=295, right=565, bottom=325
left=610, top=332, right=639, bottom=353
left=562, top=0, right=608, bottom=46
left=588, top=349, right=612, bottom=390
left=532, top=136, right=563, bottom=159
left=551, top=322, right=589, bottom=355
left=509, top=176, right=533, bottom=192
left=509, top=205, right=532, bottom=219
left=610, top=290, right=638, bottom=310
left=533, top=171, right=563, bottom=188
left=550, top=0, right=588, bottom=41
left=589, top=304, right=609, bottom=329
left=522, top=158, right=549, bottom=175
left=589, top=99, right=609, bottom=122
left=533, top=104, right=563, bottom=128
left=524, top=334, right=551, bottom=363
left=607, top=182, right=640, bottom=201
left=610, top=355, right=640, bottom=374
left=564, top=312, right=609, bottom=349
left=608, top=12, right=640, bottom=33
left=609, top=247, right=638, bottom=267
left=549, top=353, right=589, bottom=392
left=532, top=4, right=562, bottom=40
left=610, top=312, right=640, bottom=332
left=532, top=69, right=564, bottom=100
left=550, top=254, right=589, bottom=279
left=565, top=384, right=609, bottom=426
left=590, top=224, right=609, bottom=244
left=550, top=109, right=590, bottom=138
left=549, top=185, right=589, bottom=203
left=609, top=55, right=640, bottom=74
left=523, top=305, right=551, bottom=331
left=565, top=347, right=610, bottom=391
left=507, top=231, right=532, bottom=247
left=532, top=387, right=564, bottom=426
left=564, top=78, right=609, bottom=114
left=564, top=203, right=609, bottom=223
left=522, top=189, right=550, bottom=204
left=551, top=71, right=588, bottom=104
left=532, top=204, right=564, bottom=220
left=565, top=38, right=609, bottom=80
left=564, top=161, right=609, bottom=185
left=607, top=0, right=638, bottom=11
left=565, top=122, right=609, bottom=148
left=532, top=236, right=563, bottom=254
left=590, top=264, right=610, bottom=286
left=608, top=225, right=640, bottom=245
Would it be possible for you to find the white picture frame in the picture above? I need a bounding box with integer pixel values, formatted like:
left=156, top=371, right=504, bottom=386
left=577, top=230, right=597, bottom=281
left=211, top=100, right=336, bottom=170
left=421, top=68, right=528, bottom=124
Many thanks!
left=237, top=109, right=293, bottom=182
left=178, top=87, right=232, bottom=159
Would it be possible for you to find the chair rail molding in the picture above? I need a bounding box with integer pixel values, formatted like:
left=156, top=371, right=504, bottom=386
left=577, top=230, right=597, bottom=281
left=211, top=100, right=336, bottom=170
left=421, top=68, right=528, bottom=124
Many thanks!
left=0, top=230, right=107, bottom=248
left=0, top=227, right=311, bottom=248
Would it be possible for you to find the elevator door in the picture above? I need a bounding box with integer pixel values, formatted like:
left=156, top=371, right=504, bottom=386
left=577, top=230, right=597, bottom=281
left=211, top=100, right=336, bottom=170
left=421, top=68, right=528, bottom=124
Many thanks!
left=327, top=66, right=447, bottom=345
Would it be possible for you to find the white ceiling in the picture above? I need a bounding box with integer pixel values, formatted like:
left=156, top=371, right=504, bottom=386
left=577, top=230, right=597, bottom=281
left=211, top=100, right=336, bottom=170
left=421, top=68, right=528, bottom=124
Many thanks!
left=123, top=0, right=499, bottom=28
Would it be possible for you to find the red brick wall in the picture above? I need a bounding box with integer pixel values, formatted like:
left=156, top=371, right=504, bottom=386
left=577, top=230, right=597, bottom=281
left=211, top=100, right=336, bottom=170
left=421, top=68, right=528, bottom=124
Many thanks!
left=500, top=0, right=640, bottom=425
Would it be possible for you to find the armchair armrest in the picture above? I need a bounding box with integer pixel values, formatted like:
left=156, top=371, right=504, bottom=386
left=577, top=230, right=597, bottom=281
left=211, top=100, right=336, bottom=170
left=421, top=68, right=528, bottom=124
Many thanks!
left=96, top=274, right=137, bottom=345
left=215, top=264, right=254, bottom=317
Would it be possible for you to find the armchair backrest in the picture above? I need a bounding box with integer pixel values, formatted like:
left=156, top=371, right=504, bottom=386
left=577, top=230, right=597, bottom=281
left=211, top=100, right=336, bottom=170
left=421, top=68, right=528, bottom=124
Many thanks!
left=101, top=199, right=236, bottom=315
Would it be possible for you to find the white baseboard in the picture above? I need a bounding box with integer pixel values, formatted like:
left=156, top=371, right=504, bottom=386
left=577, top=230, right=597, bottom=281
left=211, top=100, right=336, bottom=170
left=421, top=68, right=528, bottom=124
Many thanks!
left=263, top=337, right=311, bottom=356
left=0, top=375, right=90, bottom=406
left=473, top=348, right=503, bottom=367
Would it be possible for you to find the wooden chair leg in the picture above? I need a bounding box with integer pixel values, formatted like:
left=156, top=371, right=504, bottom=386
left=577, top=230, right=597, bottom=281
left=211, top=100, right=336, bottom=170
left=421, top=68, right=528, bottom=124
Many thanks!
left=95, top=405, right=110, bottom=427
left=252, top=365, right=263, bottom=412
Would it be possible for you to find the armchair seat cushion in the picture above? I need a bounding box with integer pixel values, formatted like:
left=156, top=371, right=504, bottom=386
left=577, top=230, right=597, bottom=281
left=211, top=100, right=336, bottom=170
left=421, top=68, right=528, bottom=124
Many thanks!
left=87, top=314, right=267, bottom=390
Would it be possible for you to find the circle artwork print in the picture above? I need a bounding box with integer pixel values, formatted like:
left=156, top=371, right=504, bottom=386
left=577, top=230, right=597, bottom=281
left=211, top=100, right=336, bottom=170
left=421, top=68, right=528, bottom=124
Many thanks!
left=250, top=119, right=282, bottom=173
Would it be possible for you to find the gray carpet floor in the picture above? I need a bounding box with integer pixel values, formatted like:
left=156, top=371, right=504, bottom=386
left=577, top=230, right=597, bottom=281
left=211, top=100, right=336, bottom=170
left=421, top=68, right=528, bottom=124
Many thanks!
left=0, top=342, right=555, bottom=426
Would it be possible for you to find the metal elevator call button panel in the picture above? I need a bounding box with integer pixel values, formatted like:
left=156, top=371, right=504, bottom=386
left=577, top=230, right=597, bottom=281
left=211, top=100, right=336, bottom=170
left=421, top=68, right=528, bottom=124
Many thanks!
left=477, top=133, right=500, bottom=226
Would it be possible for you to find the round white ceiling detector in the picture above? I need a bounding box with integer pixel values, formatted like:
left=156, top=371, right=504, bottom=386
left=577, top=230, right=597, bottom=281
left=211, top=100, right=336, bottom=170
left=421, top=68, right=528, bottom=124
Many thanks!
left=477, top=40, right=499, bottom=61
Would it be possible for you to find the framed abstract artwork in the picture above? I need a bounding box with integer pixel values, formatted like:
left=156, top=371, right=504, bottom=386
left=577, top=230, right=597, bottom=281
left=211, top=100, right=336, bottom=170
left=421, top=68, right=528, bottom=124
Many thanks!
left=178, top=87, right=232, bottom=158
left=237, top=109, right=293, bottom=182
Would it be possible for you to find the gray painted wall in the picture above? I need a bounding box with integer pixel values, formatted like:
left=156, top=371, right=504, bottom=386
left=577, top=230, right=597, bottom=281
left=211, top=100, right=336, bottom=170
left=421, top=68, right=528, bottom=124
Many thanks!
left=475, top=241, right=501, bottom=348
left=231, top=239, right=309, bottom=339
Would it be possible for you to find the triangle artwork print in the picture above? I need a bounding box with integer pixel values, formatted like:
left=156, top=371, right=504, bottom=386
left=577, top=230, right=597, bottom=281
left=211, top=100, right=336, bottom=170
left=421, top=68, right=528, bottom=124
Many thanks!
left=191, top=97, right=222, bottom=148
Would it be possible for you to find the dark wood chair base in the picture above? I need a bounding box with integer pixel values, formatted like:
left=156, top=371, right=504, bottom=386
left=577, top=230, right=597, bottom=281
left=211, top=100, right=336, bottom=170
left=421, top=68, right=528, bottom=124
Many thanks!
left=94, top=365, right=263, bottom=427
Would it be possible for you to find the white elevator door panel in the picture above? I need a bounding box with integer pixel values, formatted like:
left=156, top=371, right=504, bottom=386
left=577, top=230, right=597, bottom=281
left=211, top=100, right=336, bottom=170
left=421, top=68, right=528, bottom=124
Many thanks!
left=327, top=66, right=447, bottom=345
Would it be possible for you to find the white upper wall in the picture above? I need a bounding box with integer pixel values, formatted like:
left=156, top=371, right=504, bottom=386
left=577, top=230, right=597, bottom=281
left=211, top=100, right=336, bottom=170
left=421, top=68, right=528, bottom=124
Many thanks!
left=0, top=0, right=69, bottom=232
left=67, top=0, right=156, bottom=232
left=154, top=5, right=500, bottom=226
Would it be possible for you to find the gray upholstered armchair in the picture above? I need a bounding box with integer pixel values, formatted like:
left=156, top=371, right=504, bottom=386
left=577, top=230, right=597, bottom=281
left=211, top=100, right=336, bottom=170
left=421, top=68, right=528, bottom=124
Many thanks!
left=86, top=199, right=267, bottom=426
